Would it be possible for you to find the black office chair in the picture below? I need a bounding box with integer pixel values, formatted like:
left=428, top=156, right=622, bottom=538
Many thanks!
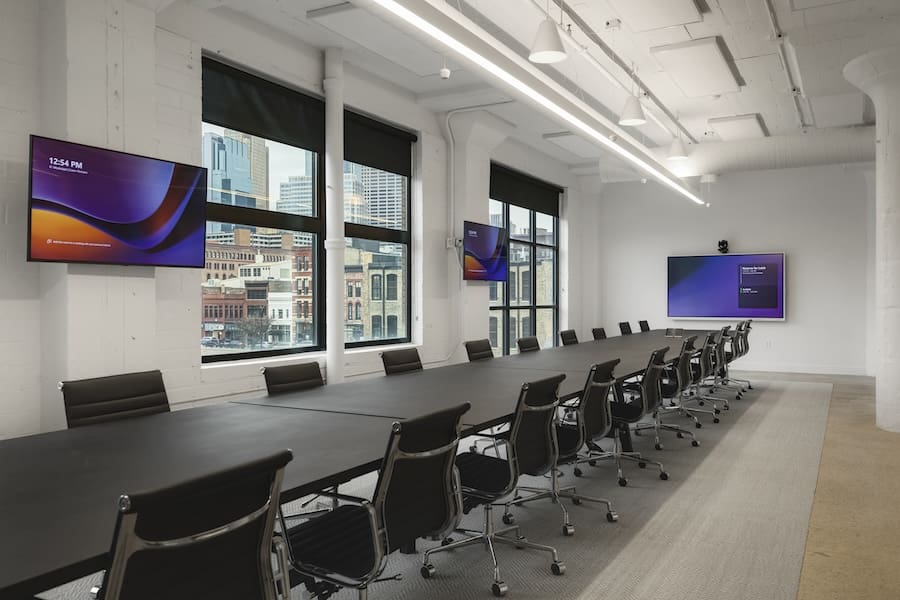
left=686, top=332, right=730, bottom=412
left=726, top=321, right=754, bottom=391
left=618, top=322, right=632, bottom=335
left=59, top=370, right=169, bottom=429
left=638, top=320, right=650, bottom=333
left=508, top=361, right=620, bottom=535
left=516, top=336, right=540, bottom=353
left=261, top=362, right=324, bottom=395
left=591, top=327, right=607, bottom=341
left=282, top=403, right=470, bottom=600
left=634, top=337, right=703, bottom=448
left=581, top=348, right=670, bottom=487
left=92, top=449, right=293, bottom=600
left=380, top=348, right=423, bottom=375
left=559, top=330, right=578, bottom=346
left=465, top=339, right=494, bottom=361
left=423, top=375, right=566, bottom=597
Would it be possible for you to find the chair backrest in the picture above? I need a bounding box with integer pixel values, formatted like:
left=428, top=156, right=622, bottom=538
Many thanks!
left=261, top=362, right=323, bottom=395
left=559, top=329, right=578, bottom=346
left=714, top=326, right=730, bottom=374
left=673, top=336, right=697, bottom=395
left=508, top=374, right=565, bottom=477
left=638, top=320, right=650, bottom=332
left=464, top=339, right=494, bottom=362
left=372, top=403, right=469, bottom=554
left=741, top=320, right=752, bottom=355
left=638, top=347, right=669, bottom=414
left=516, top=336, right=540, bottom=353
left=591, top=327, right=607, bottom=341
left=696, top=332, right=717, bottom=382
left=98, top=450, right=293, bottom=600
left=573, top=359, right=619, bottom=452
left=380, top=348, right=423, bottom=375
left=619, top=322, right=632, bottom=335
left=61, top=370, right=169, bottom=429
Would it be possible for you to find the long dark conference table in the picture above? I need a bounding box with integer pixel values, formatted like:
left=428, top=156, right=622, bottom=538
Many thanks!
left=0, top=329, right=706, bottom=598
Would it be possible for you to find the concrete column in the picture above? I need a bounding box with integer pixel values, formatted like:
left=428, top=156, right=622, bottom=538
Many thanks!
left=845, top=47, right=900, bottom=432
left=323, top=48, right=345, bottom=383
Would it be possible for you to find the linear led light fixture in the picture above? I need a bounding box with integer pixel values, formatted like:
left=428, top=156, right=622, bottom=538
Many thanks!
left=370, top=0, right=703, bottom=205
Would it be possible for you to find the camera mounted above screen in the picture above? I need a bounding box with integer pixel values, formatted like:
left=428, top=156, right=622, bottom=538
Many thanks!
left=717, top=240, right=729, bottom=254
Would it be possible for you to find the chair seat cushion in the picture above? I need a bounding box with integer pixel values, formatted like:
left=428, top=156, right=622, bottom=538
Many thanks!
left=611, top=399, right=644, bottom=423
left=287, top=505, right=377, bottom=580
left=455, top=452, right=513, bottom=512
left=660, top=381, right=678, bottom=397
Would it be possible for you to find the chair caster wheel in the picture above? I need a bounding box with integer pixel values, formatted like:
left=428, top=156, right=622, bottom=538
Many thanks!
left=421, top=564, right=436, bottom=579
left=748, top=385, right=754, bottom=390
left=618, top=477, right=628, bottom=487
left=698, top=400, right=705, bottom=406
left=563, top=524, right=575, bottom=536
left=714, top=408, right=721, bottom=415
left=654, top=443, right=663, bottom=451
left=492, top=581, right=508, bottom=597
left=588, top=460, right=597, bottom=467
left=573, top=467, right=583, bottom=477
left=638, top=461, right=647, bottom=468
left=659, top=471, right=669, bottom=481
left=551, top=561, right=566, bottom=575
left=676, top=431, right=684, bottom=438
left=469, top=445, right=478, bottom=453
left=713, top=417, right=720, bottom=424
left=695, top=422, right=702, bottom=429
left=692, top=440, right=700, bottom=447
left=735, top=395, right=741, bottom=401
left=724, top=405, right=731, bottom=411
left=572, top=496, right=582, bottom=505
left=606, top=511, right=618, bottom=522
left=441, top=537, right=453, bottom=546
left=502, top=513, right=515, bottom=525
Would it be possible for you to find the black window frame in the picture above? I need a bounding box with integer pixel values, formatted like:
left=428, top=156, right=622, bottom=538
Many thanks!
left=488, top=163, right=561, bottom=356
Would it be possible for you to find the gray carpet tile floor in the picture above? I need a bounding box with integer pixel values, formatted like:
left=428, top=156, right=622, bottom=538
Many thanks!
left=36, top=379, right=831, bottom=600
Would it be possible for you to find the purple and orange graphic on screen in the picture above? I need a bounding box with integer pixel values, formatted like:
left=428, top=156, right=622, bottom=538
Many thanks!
left=28, top=136, right=206, bottom=267
left=463, top=221, right=508, bottom=282
left=667, top=253, right=785, bottom=320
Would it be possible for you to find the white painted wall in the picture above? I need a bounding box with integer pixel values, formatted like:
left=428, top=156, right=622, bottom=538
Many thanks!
left=583, top=163, right=875, bottom=376
left=0, top=0, right=580, bottom=438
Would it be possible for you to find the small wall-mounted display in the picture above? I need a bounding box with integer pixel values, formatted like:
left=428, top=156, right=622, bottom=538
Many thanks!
left=28, top=135, right=207, bottom=268
left=463, top=220, right=508, bottom=282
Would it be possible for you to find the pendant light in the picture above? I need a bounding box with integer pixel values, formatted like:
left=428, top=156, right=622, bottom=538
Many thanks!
left=667, top=136, right=689, bottom=161
left=529, top=1, right=566, bottom=64
left=618, top=63, right=646, bottom=126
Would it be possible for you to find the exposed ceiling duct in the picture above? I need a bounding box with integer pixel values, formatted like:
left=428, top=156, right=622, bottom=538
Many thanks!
left=650, top=126, right=875, bottom=179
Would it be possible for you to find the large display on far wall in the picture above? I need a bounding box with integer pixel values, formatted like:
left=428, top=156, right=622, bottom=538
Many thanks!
left=28, top=135, right=207, bottom=268
left=463, top=220, right=508, bottom=281
left=667, top=253, right=786, bottom=320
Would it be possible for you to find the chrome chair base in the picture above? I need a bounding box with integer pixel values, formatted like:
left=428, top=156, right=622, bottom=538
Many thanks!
left=422, top=504, right=564, bottom=597
left=578, top=431, right=669, bottom=487
left=504, top=468, right=618, bottom=535
left=633, top=412, right=701, bottom=446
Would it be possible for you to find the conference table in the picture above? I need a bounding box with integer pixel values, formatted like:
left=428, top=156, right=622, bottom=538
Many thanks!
left=0, top=329, right=707, bottom=598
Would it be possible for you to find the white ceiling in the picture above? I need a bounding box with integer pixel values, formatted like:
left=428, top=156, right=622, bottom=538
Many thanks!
left=175, top=0, right=898, bottom=179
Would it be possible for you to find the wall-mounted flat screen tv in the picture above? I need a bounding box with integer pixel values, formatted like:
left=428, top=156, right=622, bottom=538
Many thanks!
left=463, top=220, right=507, bottom=282
left=667, top=253, right=785, bottom=320
left=28, top=135, right=207, bottom=268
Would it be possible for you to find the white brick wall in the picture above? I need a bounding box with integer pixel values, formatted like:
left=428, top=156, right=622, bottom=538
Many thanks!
left=0, top=0, right=41, bottom=439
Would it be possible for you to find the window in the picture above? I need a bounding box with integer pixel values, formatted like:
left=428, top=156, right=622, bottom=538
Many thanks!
left=387, top=315, right=398, bottom=337
left=371, top=274, right=382, bottom=300
left=487, top=163, right=561, bottom=355
left=372, top=315, right=383, bottom=338
left=201, top=59, right=415, bottom=359
left=342, top=111, right=414, bottom=347
left=386, top=274, right=398, bottom=301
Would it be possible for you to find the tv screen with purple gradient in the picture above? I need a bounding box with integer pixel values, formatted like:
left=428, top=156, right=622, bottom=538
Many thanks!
left=28, top=136, right=206, bottom=268
left=463, top=221, right=508, bottom=282
left=667, top=253, right=785, bottom=320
